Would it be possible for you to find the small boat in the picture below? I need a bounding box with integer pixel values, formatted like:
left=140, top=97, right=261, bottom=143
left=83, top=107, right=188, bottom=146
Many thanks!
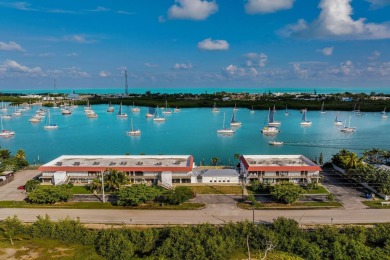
left=381, top=107, right=388, bottom=119
left=12, top=106, right=22, bottom=116
left=146, top=107, right=155, bottom=118
left=0, top=117, right=15, bottom=137
left=233, top=103, right=239, bottom=111
left=43, top=110, right=58, bottom=129
left=261, top=126, right=279, bottom=135
left=107, top=102, right=115, bottom=112
left=250, top=105, right=255, bottom=114
left=340, top=116, right=356, bottom=133
left=284, top=105, right=289, bottom=116
left=153, top=106, right=165, bottom=122
left=61, top=106, right=72, bottom=115
left=217, top=112, right=235, bottom=135
left=162, top=100, right=172, bottom=114
left=334, top=113, right=343, bottom=126
left=29, top=116, right=41, bottom=123
left=174, top=107, right=181, bottom=112
left=87, top=111, right=98, bottom=118
left=127, top=118, right=141, bottom=136
left=131, top=102, right=140, bottom=113
left=212, top=102, right=220, bottom=112
left=117, top=102, right=128, bottom=118
left=84, top=100, right=92, bottom=112
left=320, top=101, right=326, bottom=114
left=268, top=105, right=281, bottom=127
left=269, top=141, right=283, bottom=146
left=230, top=110, right=242, bottom=127
left=1, top=114, right=12, bottom=119
left=300, top=110, right=312, bottom=126
left=1, top=101, right=8, bottom=112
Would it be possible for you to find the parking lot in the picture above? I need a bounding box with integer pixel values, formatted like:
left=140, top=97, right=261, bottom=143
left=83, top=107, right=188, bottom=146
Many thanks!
left=0, top=170, right=40, bottom=201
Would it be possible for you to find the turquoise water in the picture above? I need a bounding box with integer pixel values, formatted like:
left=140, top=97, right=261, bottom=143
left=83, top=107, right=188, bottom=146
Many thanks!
left=2, top=87, right=390, bottom=95
left=1, top=105, right=389, bottom=165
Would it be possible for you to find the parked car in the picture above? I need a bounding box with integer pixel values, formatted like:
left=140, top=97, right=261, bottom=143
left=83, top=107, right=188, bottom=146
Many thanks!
left=17, top=185, right=25, bottom=190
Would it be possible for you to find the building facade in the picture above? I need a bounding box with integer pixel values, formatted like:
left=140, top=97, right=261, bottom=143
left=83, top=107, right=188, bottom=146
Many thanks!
left=240, top=155, right=321, bottom=184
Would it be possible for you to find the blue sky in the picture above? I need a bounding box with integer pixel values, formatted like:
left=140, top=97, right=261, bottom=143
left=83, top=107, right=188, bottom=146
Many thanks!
left=0, top=0, right=389, bottom=90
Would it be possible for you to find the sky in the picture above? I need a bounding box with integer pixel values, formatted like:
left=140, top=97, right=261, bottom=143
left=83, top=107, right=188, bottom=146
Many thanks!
left=0, top=0, right=389, bottom=91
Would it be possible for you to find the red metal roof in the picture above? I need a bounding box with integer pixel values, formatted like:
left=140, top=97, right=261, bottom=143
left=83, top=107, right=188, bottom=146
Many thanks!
left=245, top=166, right=321, bottom=172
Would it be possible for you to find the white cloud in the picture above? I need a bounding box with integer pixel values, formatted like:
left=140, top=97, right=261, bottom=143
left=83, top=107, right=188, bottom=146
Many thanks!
left=0, top=59, right=43, bottom=77
left=245, top=0, right=295, bottom=14
left=145, top=62, right=158, bottom=68
left=99, top=71, right=110, bottom=77
left=317, top=47, right=333, bottom=56
left=244, top=52, right=268, bottom=67
left=0, top=41, right=24, bottom=51
left=368, top=50, right=381, bottom=60
left=66, top=52, right=78, bottom=57
left=116, top=10, right=136, bottom=15
left=172, top=63, right=192, bottom=70
left=90, top=6, right=110, bottom=12
left=168, top=0, right=218, bottom=20
left=282, top=0, right=390, bottom=40
left=197, top=38, right=229, bottom=51
left=65, top=35, right=89, bottom=43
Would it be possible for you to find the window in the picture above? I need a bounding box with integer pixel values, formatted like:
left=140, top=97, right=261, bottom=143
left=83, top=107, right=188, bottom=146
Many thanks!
left=227, top=180, right=230, bottom=182
left=210, top=180, right=212, bottom=182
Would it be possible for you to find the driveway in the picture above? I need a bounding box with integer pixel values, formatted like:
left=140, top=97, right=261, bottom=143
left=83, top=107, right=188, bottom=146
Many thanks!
left=0, top=170, right=40, bottom=201
left=321, top=169, right=367, bottom=210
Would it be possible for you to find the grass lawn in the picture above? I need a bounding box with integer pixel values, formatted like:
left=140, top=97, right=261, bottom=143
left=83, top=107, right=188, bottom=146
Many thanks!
left=237, top=201, right=342, bottom=210
left=230, top=249, right=303, bottom=260
left=189, top=185, right=243, bottom=195
left=0, top=239, right=103, bottom=260
left=70, top=186, right=93, bottom=194
left=362, top=200, right=390, bottom=209
left=303, top=185, right=330, bottom=194
left=0, top=201, right=205, bottom=210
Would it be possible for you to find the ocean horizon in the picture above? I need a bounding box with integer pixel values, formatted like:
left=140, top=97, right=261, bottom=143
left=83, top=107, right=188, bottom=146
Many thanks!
left=2, top=87, right=390, bottom=95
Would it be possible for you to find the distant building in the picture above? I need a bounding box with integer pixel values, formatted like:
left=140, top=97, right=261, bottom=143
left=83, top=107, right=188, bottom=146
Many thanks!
left=240, top=155, right=321, bottom=184
left=341, top=97, right=353, bottom=102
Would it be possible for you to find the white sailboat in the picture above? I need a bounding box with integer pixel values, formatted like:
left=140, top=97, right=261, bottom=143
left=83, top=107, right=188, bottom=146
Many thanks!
left=217, top=112, right=235, bottom=135
left=320, top=101, right=326, bottom=114
left=233, top=103, right=238, bottom=111
left=174, top=107, right=181, bottom=112
left=107, top=102, right=115, bottom=112
left=340, top=116, right=356, bottom=133
left=1, top=101, right=8, bottom=112
left=1, top=114, right=12, bottom=119
left=0, top=117, right=15, bottom=137
left=381, top=107, right=388, bottom=119
left=261, top=109, right=279, bottom=135
left=212, top=102, right=220, bottom=112
left=250, top=105, right=255, bottom=114
left=300, top=110, right=312, bottom=126
left=43, top=110, right=58, bottom=129
left=269, top=140, right=283, bottom=145
left=162, top=100, right=172, bottom=114
left=284, top=105, right=289, bottom=116
left=153, top=106, right=165, bottom=122
left=230, top=110, right=242, bottom=127
left=131, top=102, right=140, bottom=113
left=84, top=100, right=92, bottom=112
left=12, top=106, right=22, bottom=117
left=268, top=105, right=281, bottom=127
left=61, top=104, right=72, bottom=115
left=117, top=102, right=128, bottom=118
left=127, top=118, right=141, bottom=136
left=146, top=107, right=155, bottom=118
left=334, top=113, right=343, bottom=126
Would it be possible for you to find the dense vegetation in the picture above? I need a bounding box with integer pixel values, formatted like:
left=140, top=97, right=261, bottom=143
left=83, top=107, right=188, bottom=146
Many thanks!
left=331, top=148, right=390, bottom=195
left=1, top=215, right=390, bottom=260
left=27, top=184, right=73, bottom=204
left=0, top=148, right=29, bottom=172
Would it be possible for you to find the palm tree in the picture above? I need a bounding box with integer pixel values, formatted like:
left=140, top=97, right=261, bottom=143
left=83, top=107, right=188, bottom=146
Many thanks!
left=89, top=178, right=102, bottom=193
left=15, top=150, right=26, bottom=160
left=233, top=153, right=241, bottom=162
left=0, top=149, right=11, bottom=160
left=104, top=169, right=128, bottom=191
left=343, top=152, right=363, bottom=169
left=211, top=157, right=219, bottom=166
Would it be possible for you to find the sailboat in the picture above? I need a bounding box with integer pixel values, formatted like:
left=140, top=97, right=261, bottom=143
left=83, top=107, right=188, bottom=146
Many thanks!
left=84, top=100, right=92, bottom=112
left=340, top=116, right=356, bottom=133
left=284, top=105, right=289, bottom=116
left=107, top=102, right=114, bottom=112
left=127, top=118, right=141, bottom=136
left=261, top=109, right=280, bottom=135
left=268, top=105, right=281, bottom=127
left=217, top=112, right=235, bottom=135
left=250, top=105, right=255, bottom=114
left=146, top=107, right=155, bottom=118
left=212, top=102, right=220, bottom=112
left=43, top=110, right=58, bottom=129
left=117, top=102, right=128, bottom=118
left=61, top=104, right=72, bottom=115
left=162, top=100, right=172, bottom=114
left=230, top=110, right=242, bottom=127
left=131, top=102, right=140, bottom=113
left=300, top=110, right=312, bottom=126
left=320, top=101, right=326, bottom=114
left=174, top=106, right=181, bottom=112
left=334, top=113, right=343, bottom=126
left=381, top=107, right=388, bottom=119
left=1, top=101, right=8, bottom=112
left=0, top=117, right=15, bottom=137
left=12, top=106, right=22, bottom=117
left=153, top=106, right=165, bottom=122
left=233, top=103, right=238, bottom=111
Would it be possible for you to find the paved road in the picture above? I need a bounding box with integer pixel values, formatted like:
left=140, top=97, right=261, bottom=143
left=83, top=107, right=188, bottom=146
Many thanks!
left=1, top=206, right=390, bottom=225
left=0, top=170, right=40, bottom=201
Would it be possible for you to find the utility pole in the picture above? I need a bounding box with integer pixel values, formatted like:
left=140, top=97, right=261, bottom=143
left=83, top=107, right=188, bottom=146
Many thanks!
left=124, top=70, right=128, bottom=95
left=101, top=171, right=105, bottom=203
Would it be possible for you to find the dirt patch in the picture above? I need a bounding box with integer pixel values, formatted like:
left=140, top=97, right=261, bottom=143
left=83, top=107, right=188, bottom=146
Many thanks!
left=0, top=247, right=39, bottom=260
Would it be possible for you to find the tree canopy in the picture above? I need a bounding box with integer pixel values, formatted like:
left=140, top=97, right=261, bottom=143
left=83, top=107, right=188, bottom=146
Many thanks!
left=270, top=181, right=306, bottom=204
